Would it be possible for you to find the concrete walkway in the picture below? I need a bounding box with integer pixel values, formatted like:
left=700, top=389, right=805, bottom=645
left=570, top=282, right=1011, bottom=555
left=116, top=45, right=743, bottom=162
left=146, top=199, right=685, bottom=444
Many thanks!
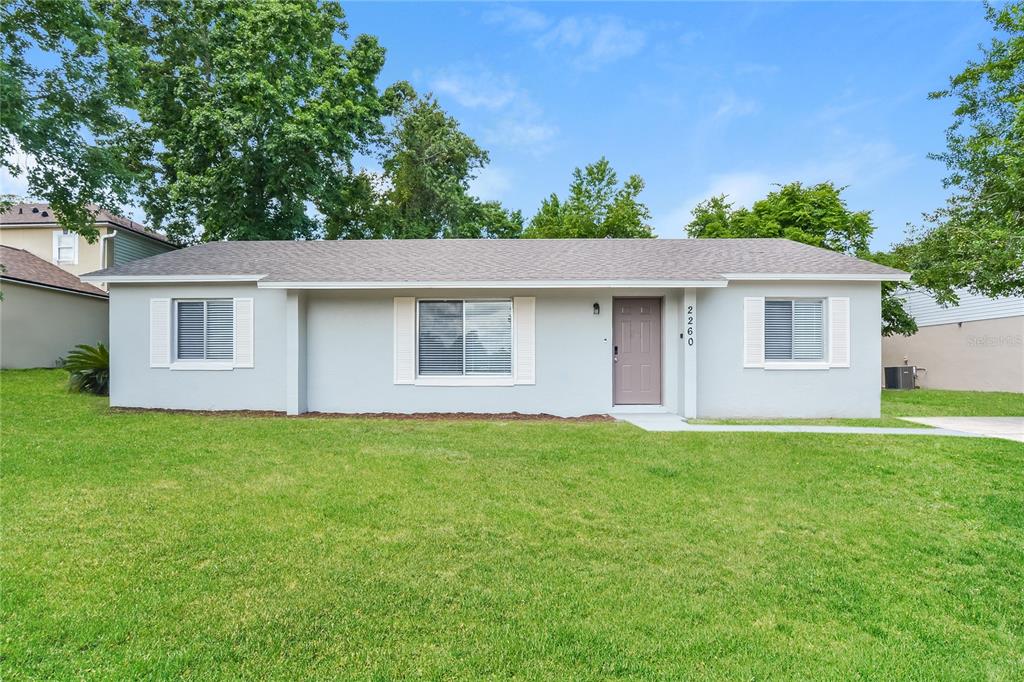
left=899, top=417, right=1024, bottom=443
left=614, top=413, right=982, bottom=437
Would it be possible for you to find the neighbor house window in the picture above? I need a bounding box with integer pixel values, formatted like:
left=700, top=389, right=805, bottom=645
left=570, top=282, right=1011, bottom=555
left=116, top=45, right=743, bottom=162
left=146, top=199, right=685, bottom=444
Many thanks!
left=175, top=299, right=234, bottom=361
left=55, top=231, right=78, bottom=264
left=764, top=299, right=825, bottom=361
left=418, top=299, right=512, bottom=376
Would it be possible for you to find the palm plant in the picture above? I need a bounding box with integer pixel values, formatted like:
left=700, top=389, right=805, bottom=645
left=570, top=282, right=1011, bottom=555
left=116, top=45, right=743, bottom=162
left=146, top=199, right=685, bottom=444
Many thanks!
left=64, top=343, right=110, bottom=396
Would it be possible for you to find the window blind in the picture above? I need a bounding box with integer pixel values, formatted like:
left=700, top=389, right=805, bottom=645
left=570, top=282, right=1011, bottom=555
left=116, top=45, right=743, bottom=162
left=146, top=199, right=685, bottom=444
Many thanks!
left=176, top=299, right=234, bottom=362
left=764, top=300, right=793, bottom=360
left=418, top=301, right=464, bottom=375
left=465, top=300, right=512, bottom=375
left=793, top=300, right=825, bottom=360
left=417, top=299, right=513, bottom=376
left=206, top=300, right=234, bottom=360
left=176, top=301, right=206, bottom=360
left=764, top=299, right=825, bottom=362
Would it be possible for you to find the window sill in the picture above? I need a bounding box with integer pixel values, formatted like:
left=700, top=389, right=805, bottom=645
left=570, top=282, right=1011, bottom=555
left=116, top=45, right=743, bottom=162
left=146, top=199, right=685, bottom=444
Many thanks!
left=763, top=362, right=830, bottom=371
left=414, top=376, right=515, bottom=387
left=170, top=362, right=235, bottom=371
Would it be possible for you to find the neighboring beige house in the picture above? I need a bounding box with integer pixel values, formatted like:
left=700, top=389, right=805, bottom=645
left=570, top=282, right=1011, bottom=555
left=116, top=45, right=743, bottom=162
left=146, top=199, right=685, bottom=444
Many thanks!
left=883, top=288, right=1024, bottom=393
left=0, top=203, right=177, bottom=284
left=0, top=203, right=177, bottom=368
left=0, top=246, right=109, bottom=368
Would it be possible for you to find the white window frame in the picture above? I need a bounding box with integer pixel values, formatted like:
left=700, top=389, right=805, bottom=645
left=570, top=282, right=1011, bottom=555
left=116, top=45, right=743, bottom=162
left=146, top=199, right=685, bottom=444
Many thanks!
left=53, top=230, right=79, bottom=265
left=415, top=298, right=515, bottom=386
left=171, top=298, right=235, bottom=370
left=763, top=297, right=829, bottom=371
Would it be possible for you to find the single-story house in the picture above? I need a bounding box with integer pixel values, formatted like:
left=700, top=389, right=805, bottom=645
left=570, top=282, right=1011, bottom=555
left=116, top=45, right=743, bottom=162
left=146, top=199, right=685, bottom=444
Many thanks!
left=1, top=246, right=109, bottom=368
left=82, top=238, right=909, bottom=418
left=883, top=287, right=1023, bottom=392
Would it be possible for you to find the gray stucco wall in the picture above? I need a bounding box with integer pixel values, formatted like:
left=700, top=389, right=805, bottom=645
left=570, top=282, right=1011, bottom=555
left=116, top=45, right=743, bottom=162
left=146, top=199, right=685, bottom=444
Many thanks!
left=104, top=281, right=882, bottom=418
left=108, top=283, right=287, bottom=411
left=306, top=289, right=682, bottom=417
left=695, top=281, right=882, bottom=418
left=0, top=281, right=108, bottom=368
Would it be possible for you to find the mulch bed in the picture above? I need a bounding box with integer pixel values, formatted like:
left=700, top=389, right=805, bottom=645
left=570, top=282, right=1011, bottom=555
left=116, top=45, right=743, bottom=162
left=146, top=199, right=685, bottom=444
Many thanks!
left=109, top=407, right=614, bottom=422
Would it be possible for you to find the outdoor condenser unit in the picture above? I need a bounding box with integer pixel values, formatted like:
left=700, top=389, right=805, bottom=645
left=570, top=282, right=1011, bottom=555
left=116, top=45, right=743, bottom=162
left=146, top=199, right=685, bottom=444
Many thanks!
left=884, top=366, right=917, bottom=390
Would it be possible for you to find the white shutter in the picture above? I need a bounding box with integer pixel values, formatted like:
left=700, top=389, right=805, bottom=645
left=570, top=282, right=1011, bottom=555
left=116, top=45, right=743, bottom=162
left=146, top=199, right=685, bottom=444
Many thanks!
left=829, top=297, right=851, bottom=368
left=743, top=297, right=765, bottom=368
left=394, top=297, right=415, bottom=384
left=52, top=231, right=61, bottom=262
left=233, top=298, right=254, bottom=368
left=150, top=298, right=171, bottom=367
left=513, top=296, right=535, bottom=384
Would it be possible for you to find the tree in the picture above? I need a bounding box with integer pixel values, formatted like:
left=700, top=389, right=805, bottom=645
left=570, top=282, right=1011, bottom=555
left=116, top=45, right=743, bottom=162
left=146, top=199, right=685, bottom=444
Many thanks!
left=687, top=182, right=917, bottom=336
left=323, top=96, right=523, bottom=240
left=524, top=158, right=654, bottom=238
left=110, top=0, right=407, bottom=243
left=1, top=0, right=136, bottom=239
left=902, top=1, right=1024, bottom=304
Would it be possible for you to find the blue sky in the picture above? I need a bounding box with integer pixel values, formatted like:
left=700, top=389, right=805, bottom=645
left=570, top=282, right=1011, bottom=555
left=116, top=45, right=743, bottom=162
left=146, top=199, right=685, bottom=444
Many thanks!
left=344, top=1, right=992, bottom=249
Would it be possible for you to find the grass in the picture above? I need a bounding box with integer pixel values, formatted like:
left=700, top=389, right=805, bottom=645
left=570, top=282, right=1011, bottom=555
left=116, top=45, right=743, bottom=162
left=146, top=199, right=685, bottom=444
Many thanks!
left=3, top=370, right=1023, bottom=680
left=693, top=388, right=1024, bottom=428
left=881, top=388, right=1024, bottom=417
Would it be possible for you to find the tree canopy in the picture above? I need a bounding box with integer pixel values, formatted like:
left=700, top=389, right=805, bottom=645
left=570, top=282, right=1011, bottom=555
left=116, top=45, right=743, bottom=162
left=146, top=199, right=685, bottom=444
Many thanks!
left=901, top=1, right=1024, bottom=304
left=524, top=158, right=654, bottom=239
left=324, top=97, right=522, bottom=240
left=111, top=0, right=408, bottom=243
left=687, top=182, right=916, bottom=336
left=1, top=0, right=136, bottom=239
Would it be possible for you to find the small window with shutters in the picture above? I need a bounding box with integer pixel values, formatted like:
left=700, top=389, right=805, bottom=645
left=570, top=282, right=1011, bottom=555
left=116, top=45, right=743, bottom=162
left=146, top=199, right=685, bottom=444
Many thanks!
left=418, top=299, right=512, bottom=376
left=174, top=299, right=234, bottom=362
left=764, top=298, right=825, bottom=362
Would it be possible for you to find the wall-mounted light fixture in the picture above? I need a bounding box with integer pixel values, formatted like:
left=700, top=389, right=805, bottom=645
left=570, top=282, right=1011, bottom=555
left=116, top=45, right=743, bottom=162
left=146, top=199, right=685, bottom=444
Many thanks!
left=593, top=302, right=600, bottom=315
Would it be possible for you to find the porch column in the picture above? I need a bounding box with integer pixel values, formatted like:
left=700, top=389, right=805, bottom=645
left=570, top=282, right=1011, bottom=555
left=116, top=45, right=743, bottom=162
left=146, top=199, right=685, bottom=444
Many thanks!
left=683, top=287, right=697, bottom=419
left=285, top=289, right=307, bottom=415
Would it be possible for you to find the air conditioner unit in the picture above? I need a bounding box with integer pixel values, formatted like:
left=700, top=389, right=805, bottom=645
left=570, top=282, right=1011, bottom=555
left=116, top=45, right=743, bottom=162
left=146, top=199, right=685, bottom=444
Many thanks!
left=884, top=366, right=917, bottom=390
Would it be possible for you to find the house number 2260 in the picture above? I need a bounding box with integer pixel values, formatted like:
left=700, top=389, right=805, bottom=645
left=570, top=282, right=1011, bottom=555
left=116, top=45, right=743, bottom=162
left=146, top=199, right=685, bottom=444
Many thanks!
left=686, top=305, right=695, bottom=346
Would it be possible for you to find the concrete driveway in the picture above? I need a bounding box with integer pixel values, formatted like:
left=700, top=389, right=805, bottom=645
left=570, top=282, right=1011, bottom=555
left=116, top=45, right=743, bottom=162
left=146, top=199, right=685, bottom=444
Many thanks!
left=899, top=417, right=1024, bottom=443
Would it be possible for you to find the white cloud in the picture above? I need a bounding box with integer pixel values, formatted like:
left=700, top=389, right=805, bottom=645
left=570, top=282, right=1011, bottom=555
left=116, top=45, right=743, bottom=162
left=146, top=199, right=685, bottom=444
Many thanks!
left=431, top=68, right=519, bottom=110
left=710, top=91, right=761, bottom=123
left=469, top=165, right=513, bottom=201
left=657, top=142, right=915, bottom=236
left=427, top=65, right=558, bottom=155
left=486, top=7, right=646, bottom=70
left=535, top=16, right=647, bottom=70
left=482, top=5, right=550, bottom=32
left=483, top=120, right=557, bottom=152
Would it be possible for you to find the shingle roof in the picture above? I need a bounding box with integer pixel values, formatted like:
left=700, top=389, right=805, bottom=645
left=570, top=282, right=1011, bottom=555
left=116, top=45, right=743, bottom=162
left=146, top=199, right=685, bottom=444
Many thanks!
left=0, top=246, right=107, bottom=297
left=0, top=203, right=174, bottom=245
left=83, top=238, right=908, bottom=284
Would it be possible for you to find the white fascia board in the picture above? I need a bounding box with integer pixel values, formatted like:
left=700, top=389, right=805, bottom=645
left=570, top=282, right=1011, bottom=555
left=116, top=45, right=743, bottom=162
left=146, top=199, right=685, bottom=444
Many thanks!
left=257, top=279, right=729, bottom=290
left=79, top=274, right=267, bottom=284
left=722, top=273, right=911, bottom=282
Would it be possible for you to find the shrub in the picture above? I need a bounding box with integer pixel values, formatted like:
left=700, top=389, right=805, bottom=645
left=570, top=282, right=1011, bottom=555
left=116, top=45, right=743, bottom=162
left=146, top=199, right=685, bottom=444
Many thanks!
left=64, top=343, right=110, bottom=396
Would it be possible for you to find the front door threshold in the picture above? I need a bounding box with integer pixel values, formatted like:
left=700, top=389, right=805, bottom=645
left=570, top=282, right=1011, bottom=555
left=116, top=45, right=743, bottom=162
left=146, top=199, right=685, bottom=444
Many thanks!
left=610, top=404, right=672, bottom=414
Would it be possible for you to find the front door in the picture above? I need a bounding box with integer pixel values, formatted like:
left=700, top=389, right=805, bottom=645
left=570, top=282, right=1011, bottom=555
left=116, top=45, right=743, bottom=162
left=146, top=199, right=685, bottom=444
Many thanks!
left=613, top=298, right=662, bottom=405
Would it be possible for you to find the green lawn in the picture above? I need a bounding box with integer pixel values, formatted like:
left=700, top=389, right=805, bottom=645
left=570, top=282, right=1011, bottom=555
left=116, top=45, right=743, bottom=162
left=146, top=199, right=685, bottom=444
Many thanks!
left=3, top=370, right=1023, bottom=679
left=694, top=387, right=1024, bottom=428
left=881, top=388, right=1024, bottom=417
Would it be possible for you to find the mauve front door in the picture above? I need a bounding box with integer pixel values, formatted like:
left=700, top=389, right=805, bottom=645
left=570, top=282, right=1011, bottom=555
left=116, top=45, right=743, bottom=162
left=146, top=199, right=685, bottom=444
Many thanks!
left=613, top=298, right=662, bottom=405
